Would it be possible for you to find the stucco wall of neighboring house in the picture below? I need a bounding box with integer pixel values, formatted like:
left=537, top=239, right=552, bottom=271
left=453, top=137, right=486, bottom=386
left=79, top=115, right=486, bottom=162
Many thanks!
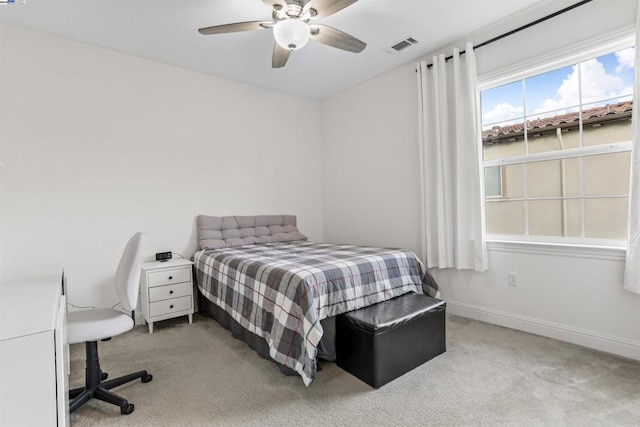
left=484, top=118, right=632, bottom=239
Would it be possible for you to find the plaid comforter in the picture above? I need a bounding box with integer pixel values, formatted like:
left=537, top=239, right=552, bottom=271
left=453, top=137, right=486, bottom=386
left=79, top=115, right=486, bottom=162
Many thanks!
left=193, top=241, right=439, bottom=386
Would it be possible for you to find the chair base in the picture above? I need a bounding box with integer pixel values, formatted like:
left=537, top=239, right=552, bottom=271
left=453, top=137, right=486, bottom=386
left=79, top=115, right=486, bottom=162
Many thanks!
left=69, top=341, right=152, bottom=415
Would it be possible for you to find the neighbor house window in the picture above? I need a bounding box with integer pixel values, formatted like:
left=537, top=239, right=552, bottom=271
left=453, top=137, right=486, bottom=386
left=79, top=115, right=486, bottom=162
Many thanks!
left=480, top=42, right=634, bottom=246
left=484, top=166, right=503, bottom=198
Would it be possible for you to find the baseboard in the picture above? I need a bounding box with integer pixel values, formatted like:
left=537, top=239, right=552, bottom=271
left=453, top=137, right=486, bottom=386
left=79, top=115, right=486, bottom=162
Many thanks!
left=446, top=300, right=640, bottom=362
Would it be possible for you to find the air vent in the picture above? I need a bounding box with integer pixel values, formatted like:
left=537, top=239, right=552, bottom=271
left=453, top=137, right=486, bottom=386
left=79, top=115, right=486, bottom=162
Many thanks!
left=387, top=36, right=419, bottom=54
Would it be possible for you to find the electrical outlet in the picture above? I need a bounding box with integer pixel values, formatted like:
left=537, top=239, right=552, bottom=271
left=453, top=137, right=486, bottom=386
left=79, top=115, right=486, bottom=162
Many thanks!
left=508, top=272, right=518, bottom=287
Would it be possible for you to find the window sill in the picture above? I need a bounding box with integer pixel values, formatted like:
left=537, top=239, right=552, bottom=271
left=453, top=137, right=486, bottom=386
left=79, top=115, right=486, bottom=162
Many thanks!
left=486, top=239, right=626, bottom=261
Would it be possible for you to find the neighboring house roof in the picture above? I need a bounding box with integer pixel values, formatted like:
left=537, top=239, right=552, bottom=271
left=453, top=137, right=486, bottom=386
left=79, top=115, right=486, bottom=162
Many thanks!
left=482, top=100, right=633, bottom=145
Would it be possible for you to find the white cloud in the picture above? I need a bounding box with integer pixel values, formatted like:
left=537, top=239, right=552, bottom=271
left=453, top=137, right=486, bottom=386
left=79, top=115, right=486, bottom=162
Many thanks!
left=616, top=47, right=635, bottom=72
left=533, top=58, right=627, bottom=114
left=534, top=65, right=579, bottom=113
left=483, top=102, right=523, bottom=126
left=581, top=59, right=626, bottom=102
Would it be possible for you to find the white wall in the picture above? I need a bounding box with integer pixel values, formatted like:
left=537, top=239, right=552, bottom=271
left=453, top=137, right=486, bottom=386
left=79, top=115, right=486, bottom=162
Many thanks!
left=322, top=63, right=422, bottom=253
left=0, top=23, right=324, bottom=309
left=2, top=1, right=639, bottom=361
left=321, top=0, right=640, bottom=360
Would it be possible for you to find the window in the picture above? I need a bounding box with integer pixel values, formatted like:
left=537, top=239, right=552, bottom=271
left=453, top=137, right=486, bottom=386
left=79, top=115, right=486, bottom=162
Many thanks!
left=480, top=42, right=634, bottom=246
left=484, top=166, right=503, bottom=198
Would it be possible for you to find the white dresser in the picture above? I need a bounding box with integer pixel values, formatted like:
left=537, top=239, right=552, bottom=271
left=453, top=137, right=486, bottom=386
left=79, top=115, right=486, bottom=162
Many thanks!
left=0, top=275, right=69, bottom=427
left=139, top=259, right=194, bottom=333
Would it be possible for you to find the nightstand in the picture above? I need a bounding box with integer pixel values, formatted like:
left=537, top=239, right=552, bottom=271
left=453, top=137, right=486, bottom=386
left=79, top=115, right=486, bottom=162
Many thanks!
left=139, top=258, right=194, bottom=333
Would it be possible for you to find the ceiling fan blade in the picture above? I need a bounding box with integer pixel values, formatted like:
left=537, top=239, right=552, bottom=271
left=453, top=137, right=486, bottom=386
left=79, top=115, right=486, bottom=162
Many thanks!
left=198, top=21, right=271, bottom=35
left=272, top=43, right=291, bottom=68
left=303, top=0, right=358, bottom=19
left=309, top=24, right=366, bottom=53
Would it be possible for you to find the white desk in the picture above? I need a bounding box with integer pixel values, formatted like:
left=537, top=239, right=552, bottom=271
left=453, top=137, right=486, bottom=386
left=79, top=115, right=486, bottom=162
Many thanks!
left=0, top=275, right=69, bottom=427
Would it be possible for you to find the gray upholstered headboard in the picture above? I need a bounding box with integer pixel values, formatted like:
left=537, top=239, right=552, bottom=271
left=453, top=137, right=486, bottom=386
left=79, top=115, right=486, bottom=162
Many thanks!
left=197, top=215, right=308, bottom=250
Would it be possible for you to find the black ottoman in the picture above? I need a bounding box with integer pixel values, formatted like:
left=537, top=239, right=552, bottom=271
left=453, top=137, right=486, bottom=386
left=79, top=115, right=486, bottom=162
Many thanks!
left=336, top=293, right=446, bottom=388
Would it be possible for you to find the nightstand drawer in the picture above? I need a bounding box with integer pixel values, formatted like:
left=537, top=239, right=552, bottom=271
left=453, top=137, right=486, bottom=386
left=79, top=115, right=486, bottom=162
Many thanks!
left=149, top=295, right=192, bottom=317
left=147, top=266, right=191, bottom=287
left=149, top=282, right=191, bottom=303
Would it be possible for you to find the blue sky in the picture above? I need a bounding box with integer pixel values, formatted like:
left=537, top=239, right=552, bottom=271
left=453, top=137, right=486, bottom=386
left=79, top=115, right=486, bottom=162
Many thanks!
left=481, top=47, right=635, bottom=128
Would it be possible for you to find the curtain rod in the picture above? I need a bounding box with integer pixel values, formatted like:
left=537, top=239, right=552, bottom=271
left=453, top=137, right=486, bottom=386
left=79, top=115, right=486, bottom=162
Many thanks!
left=423, top=0, right=594, bottom=69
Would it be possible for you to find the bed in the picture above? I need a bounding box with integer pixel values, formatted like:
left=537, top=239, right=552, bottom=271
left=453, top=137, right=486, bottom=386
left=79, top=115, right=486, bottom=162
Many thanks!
left=193, top=215, right=439, bottom=386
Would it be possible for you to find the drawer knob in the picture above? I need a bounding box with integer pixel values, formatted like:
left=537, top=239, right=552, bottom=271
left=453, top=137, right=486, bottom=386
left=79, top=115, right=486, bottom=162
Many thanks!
left=169, top=290, right=174, bottom=295
left=168, top=276, right=173, bottom=280
left=170, top=305, right=174, bottom=309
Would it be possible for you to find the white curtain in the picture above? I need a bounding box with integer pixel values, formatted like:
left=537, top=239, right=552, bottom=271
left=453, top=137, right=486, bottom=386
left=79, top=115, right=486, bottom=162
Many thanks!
left=624, top=4, right=640, bottom=294
left=417, top=42, right=488, bottom=272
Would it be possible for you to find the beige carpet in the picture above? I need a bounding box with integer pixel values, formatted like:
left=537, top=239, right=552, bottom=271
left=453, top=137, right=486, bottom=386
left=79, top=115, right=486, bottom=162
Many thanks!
left=68, top=313, right=640, bottom=426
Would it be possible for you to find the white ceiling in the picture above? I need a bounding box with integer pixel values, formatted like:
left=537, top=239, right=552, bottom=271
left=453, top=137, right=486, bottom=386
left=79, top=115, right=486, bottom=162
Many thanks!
left=0, top=0, right=548, bottom=100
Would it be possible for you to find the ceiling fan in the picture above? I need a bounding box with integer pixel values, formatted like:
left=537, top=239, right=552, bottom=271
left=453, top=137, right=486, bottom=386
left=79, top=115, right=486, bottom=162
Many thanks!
left=198, top=0, right=366, bottom=68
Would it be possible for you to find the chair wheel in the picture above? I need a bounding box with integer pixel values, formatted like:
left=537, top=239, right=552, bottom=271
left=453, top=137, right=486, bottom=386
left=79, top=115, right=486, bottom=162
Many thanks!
left=101, top=372, right=108, bottom=381
left=142, top=374, right=153, bottom=383
left=121, top=403, right=134, bottom=415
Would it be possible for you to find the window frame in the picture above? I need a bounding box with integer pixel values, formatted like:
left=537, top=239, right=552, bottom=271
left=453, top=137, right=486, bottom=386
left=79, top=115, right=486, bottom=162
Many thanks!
left=477, top=34, right=635, bottom=249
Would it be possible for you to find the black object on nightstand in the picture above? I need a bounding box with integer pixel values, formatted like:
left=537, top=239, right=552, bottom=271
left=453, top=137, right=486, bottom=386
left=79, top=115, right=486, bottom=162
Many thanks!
left=155, top=251, right=172, bottom=262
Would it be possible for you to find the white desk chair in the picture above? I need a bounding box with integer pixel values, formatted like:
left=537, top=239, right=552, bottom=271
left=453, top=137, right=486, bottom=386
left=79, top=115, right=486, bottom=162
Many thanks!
left=67, top=232, right=152, bottom=415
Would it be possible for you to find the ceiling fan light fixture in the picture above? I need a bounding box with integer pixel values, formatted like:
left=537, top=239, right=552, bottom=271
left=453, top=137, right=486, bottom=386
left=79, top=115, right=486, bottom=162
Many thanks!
left=273, top=19, right=310, bottom=51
